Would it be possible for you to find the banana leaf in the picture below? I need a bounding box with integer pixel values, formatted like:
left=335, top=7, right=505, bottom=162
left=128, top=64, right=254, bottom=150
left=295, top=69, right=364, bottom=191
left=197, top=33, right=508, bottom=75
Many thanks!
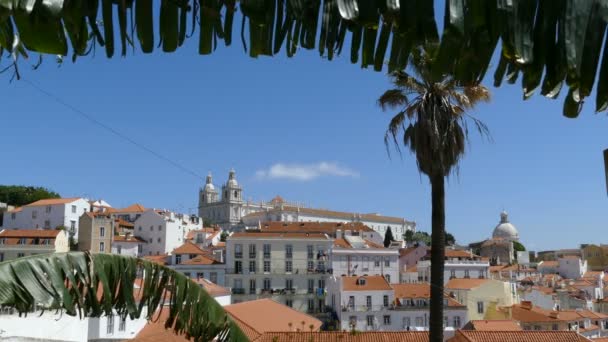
left=0, top=252, right=248, bottom=342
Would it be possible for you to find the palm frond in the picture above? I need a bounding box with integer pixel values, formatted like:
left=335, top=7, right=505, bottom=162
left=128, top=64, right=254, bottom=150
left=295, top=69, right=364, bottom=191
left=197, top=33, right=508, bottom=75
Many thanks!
left=0, top=252, right=247, bottom=342
left=378, top=89, right=408, bottom=110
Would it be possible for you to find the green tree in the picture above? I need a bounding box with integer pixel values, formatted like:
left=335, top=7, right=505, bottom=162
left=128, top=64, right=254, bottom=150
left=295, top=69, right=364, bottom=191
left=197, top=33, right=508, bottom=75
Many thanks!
left=0, top=185, right=60, bottom=207
left=379, top=46, right=490, bottom=341
left=220, top=231, right=229, bottom=242
left=383, top=227, right=395, bottom=248
left=445, top=232, right=456, bottom=246
left=0, top=253, right=246, bottom=341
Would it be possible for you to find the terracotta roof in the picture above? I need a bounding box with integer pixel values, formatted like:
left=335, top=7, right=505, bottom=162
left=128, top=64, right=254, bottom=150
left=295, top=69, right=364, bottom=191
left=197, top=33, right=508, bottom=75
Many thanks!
left=224, top=299, right=322, bottom=341
left=530, top=286, right=555, bottom=295
left=400, top=246, right=426, bottom=257
left=405, top=265, right=418, bottom=272
left=0, top=229, right=61, bottom=238
left=215, top=241, right=226, bottom=247
left=510, top=303, right=564, bottom=323
left=113, top=235, right=147, bottom=243
left=116, top=218, right=134, bottom=228
left=333, top=238, right=385, bottom=249
left=539, top=261, right=559, bottom=267
left=107, top=203, right=146, bottom=213
left=185, top=228, right=218, bottom=240
left=7, top=206, right=22, bottom=213
left=253, top=332, right=430, bottom=342
left=466, top=320, right=522, bottom=331
left=445, top=278, right=490, bottom=290
left=25, top=198, right=82, bottom=206
left=392, top=283, right=465, bottom=307
left=130, top=308, right=190, bottom=342
left=172, top=242, right=209, bottom=255
left=180, top=254, right=221, bottom=265
left=449, top=330, right=591, bottom=342
left=259, top=221, right=375, bottom=234
left=142, top=254, right=169, bottom=265
left=342, top=276, right=392, bottom=291
left=193, top=278, right=230, bottom=297
left=443, top=249, right=478, bottom=258
left=230, top=232, right=330, bottom=240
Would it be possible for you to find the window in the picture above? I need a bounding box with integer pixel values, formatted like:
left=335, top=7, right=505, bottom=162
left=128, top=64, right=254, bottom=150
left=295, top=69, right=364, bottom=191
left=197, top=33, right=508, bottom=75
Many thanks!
left=150, top=226, right=153, bottom=231
left=138, top=226, right=142, bottom=231
left=318, top=278, right=325, bottom=291
left=148, top=238, right=152, bottom=243
left=157, top=238, right=161, bottom=243
left=0, top=253, right=3, bottom=262
left=249, top=279, right=256, bottom=294
left=444, top=316, right=448, bottom=328
left=285, top=244, right=293, bottom=259
left=385, top=274, right=391, bottom=283
left=263, top=278, right=271, bottom=290
left=17, top=253, right=25, bottom=258
left=464, top=270, right=470, bottom=278
left=119, top=316, right=126, bottom=331
left=248, top=244, right=256, bottom=258
left=44, top=220, right=50, bottom=229
left=10, top=213, right=15, bottom=220
left=403, top=317, right=411, bottom=328
left=0, top=238, right=4, bottom=245
left=454, top=316, right=461, bottom=328
left=285, top=279, right=293, bottom=290
left=18, top=238, right=26, bottom=245
left=100, top=227, right=105, bottom=237
left=263, top=244, right=271, bottom=258
left=99, top=242, right=105, bottom=252
left=32, top=210, right=38, bottom=219
left=367, top=315, right=374, bottom=327
left=210, top=272, right=217, bottom=284
left=477, top=301, right=484, bottom=314
left=45, top=205, right=51, bottom=213
left=158, top=225, right=162, bottom=231
left=196, top=272, right=204, bottom=279
left=307, top=245, right=314, bottom=259
left=383, top=315, right=391, bottom=325
left=285, top=260, right=293, bottom=273
left=348, top=296, right=355, bottom=309
left=385, top=258, right=390, bottom=267
left=70, top=220, right=76, bottom=232
left=366, top=296, right=372, bottom=308
left=137, top=244, right=143, bottom=255
left=349, top=316, right=357, bottom=328
left=534, top=325, right=541, bottom=330
left=552, top=324, right=558, bottom=330
left=415, top=317, right=424, bottom=327
left=374, top=257, right=380, bottom=267
left=107, top=315, right=114, bottom=334
left=264, top=260, right=271, bottom=273
left=308, top=299, right=315, bottom=313
left=450, top=270, right=456, bottom=278
left=175, top=255, right=182, bottom=264
left=286, top=299, right=293, bottom=307
left=234, top=279, right=243, bottom=292
left=71, top=205, right=77, bottom=214
left=383, top=295, right=389, bottom=307
left=117, top=245, right=122, bottom=254
left=235, top=244, right=243, bottom=258
left=307, top=260, right=314, bottom=271
left=234, top=261, right=243, bottom=274
left=249, top=260, right=256, bottom=273
left=308, top=279, right=315, bottom=294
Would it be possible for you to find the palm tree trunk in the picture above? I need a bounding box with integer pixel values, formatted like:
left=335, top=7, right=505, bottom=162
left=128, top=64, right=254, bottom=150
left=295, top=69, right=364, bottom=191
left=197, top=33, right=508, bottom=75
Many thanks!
left=429, top=174, right=446, bottom=342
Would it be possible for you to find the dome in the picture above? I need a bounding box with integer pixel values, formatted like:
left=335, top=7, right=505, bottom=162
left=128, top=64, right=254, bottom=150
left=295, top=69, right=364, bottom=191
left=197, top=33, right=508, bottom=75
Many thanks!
left=204, top=173, right=215, bottom=192
left=492, top=211, right=519, bottom=241
left=227, top=168, right=238, bottom=187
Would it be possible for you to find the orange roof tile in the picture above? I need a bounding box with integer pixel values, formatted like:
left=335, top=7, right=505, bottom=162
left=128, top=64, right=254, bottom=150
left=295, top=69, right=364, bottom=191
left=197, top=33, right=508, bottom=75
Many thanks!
left=230, top=232, right=330, bottom=240
left=113, top=235, right=147, bottom=243
left=445, top=278, right=490, bottom=290
left=466, top=320, right=522, bottom=331
left=180, top=254, right=221, bottom=265
left=116, top=218, right=134, bottom=228
left=254, top=331, right=430, bottom=342
left=107, top=203, right=146, bottom=213
left=25, top=198, right=82, bottom=206
left=392, top=283, right=465, bottom=307
left=142, top=254, right=169, bottom=266
left=224, top=299, right=322, bottom=340
left=172, top=242, right=209, bottom=255
left=130, top=308, right=190, bottom=342
left=449, top=330, right=591, bottom=342
left=333, top=238, right=385, bottom=249
left=342, top=276, right=392, bottom=291
left=193, top=278, right=230, bottom=297
left=0, top=229, right=61, bottom=238
left=539, top=261, right=559, bottom=267
left=259, top=221, right=375, bottom=234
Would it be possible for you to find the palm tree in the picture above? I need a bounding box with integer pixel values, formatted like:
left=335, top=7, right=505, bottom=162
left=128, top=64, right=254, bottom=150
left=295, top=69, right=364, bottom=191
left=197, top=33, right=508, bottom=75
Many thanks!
left=378, top=46, right=490, bottom=342
left=0, top=252, right=247, bottom=342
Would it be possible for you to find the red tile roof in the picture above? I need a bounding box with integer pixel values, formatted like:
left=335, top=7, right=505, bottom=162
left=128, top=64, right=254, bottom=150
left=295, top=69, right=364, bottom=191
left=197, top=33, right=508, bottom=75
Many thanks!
left=113, top=235, right=147, bottom=243
left=342, top=276, right=392, bottom=291
left=172, top=242, right=209, bottom=255
left=142, top=254, right=169, bottom=266
left=254, top=331, right=431, bottom=342
left=449, top=330, right=591, bottom=342
left=230, top=232, right=330, bottom=240
left=180, top=254, right=221, bottom=265
left=445, top=278, right=490, bottom=290
left=465, top=320, right=522, bottom=331
left=0, top=229, right=61, bottom=238
left=25, top=198, right=82, bottom=206
left=107, top=203, right=146, bottom=213
left=392, top=283, right=465, bottom=307
left=193, top=278, right=230, bottom=297
left=333, top=238, right=384, bottom=249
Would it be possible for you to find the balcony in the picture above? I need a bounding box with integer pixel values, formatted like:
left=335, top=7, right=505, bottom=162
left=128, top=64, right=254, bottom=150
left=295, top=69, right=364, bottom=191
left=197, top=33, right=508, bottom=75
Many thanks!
left=342, top=305, right=393, bottom=312
left=249, top=253, right=256, bottom=259
left=226, top=268, right=333, bottom=275
left=232, top=288, right=245, bottom=295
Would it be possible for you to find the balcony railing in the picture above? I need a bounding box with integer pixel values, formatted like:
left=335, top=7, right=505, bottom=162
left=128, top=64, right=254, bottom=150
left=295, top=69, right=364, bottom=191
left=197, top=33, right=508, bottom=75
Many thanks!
left=226, top=268, right=333, bottom=275
left=342, top=305, right=393, bottom=312
left=232, top=288, right=245, bottom=294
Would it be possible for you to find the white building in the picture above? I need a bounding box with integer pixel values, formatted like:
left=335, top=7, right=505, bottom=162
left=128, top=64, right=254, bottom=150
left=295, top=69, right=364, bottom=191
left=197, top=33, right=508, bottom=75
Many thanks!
left=416, top=249, right=490, bottom=285
left=111, top=233, right=146, bottom=257
left=558, top=256, right=588, bottom=280
left=134, top=209, right=202, bottom=256
left=326, top=275, right=467, bottom=334
left=225, top=231, right=334, bottom=315
left=198, top=170, right=416, bottom=238
left=0, top=229, right=70, bottom=261
left=169, top=241, right=226, bottom=286
left=332, top=234, right=399, bottom=284
left=2, top=198, right=90, bottom=241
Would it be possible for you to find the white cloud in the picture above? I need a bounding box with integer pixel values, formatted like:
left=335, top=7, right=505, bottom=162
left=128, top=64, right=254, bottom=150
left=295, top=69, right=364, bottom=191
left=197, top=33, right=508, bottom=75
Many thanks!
left=255, top=162, right=360, bottom=181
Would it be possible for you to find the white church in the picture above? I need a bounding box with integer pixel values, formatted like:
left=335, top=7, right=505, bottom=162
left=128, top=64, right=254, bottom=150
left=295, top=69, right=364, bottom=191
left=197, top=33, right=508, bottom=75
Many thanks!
left=198, top=169, right=416, bottom=237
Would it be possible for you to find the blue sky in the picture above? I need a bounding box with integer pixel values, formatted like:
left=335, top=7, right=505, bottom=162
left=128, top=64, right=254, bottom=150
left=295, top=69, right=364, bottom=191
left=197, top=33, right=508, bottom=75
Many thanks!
left=1, top=13, right=607, bottom=251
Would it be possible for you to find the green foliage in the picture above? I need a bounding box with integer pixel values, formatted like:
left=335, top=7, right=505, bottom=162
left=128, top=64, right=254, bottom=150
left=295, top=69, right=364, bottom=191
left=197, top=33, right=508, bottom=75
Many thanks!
left=0, top=252, right=247, bottom=341
left=0, top=185, right=60, bottom=207
left=220, top=231, right=229, bottom=242
left=404, top=230, right=456, bottom=246
left=383, top=227, right=395, bottom=247
left=445, top=232, right=456, bottom=246
left=513, top=241, right=526, bottom=252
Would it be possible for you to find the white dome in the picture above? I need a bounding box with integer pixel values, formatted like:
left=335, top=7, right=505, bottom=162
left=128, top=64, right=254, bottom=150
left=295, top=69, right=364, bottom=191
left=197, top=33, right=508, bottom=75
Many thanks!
left=204, top=172, right=216, bottom=192
left=227, top=168, right=238, bottom=187
left=492, top=211, right=519, bottom=241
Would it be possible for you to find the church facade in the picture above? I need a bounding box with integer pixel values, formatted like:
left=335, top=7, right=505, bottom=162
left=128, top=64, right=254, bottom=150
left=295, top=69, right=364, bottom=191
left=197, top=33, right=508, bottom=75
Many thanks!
left=198, top=169, right=416, bottom=237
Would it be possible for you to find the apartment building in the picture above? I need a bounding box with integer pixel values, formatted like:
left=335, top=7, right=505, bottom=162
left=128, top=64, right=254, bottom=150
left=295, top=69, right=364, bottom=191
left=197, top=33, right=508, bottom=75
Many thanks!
left=0, top=228, right=69, bottom=261
left=111, top=233, right=146, bottom=257
left=2, top=198, right=90, bottom=241
left=332, top=233, right=399, bottom=284
left=255, top=221, right=384, bottom=247
left=225, top=231, right=334, bottom=315
left=445, top=278, right=516, bottom=321
left=327, top=276, right=467, bottom=333
left=134, top=209, right=202, bottom=256
left=416, top=249, right=490, bottom=285
left=78, top=212, right=113, bottom=253
left=169, top=242, right=226, bottom=286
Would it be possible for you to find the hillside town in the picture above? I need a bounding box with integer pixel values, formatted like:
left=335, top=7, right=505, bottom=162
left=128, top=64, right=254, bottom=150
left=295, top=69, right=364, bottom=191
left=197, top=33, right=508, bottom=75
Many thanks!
left=0, top=171, right=607, bottom=341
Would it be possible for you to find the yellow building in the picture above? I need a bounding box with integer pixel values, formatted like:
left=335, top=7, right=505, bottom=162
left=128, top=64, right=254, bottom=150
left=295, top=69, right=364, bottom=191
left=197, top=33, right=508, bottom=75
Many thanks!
left=581, top=244, right=608, bottom=271
left=445, top=278, right=516, bottom=321
left=0, top=228, right=69, bottom=261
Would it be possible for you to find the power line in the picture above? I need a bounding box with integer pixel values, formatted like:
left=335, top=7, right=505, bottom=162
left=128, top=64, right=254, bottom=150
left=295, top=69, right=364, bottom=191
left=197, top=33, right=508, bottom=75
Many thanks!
left=23, top=79, right=205, bottom=182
